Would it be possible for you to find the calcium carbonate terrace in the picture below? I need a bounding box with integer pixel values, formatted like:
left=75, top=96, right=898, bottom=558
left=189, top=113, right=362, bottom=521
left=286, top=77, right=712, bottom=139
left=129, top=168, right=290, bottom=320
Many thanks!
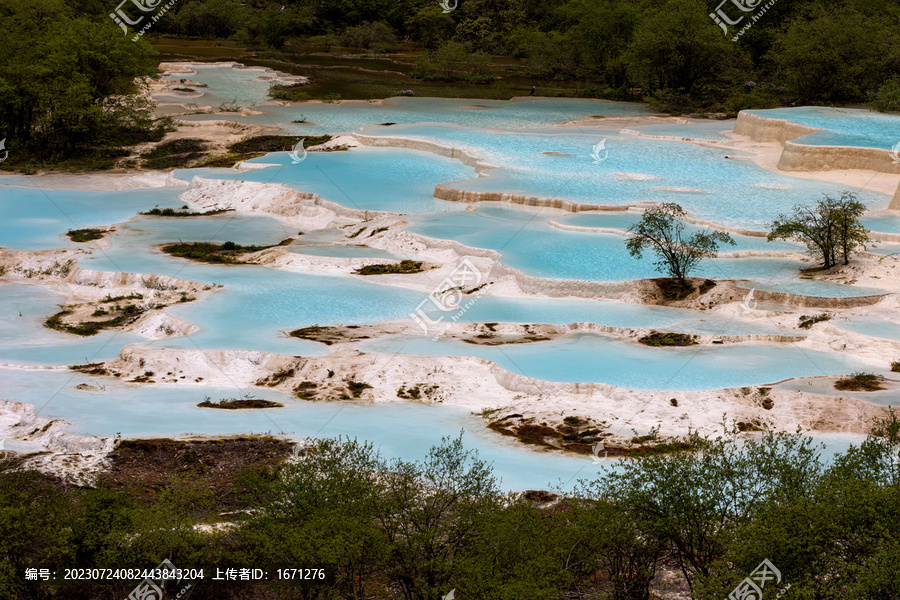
left=1, top=62, right=899, bottom=490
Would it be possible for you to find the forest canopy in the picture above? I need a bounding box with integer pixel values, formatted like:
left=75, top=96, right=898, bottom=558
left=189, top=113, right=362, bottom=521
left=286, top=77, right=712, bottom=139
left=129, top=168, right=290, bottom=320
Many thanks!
left=0, top=0, right=898, bottom=167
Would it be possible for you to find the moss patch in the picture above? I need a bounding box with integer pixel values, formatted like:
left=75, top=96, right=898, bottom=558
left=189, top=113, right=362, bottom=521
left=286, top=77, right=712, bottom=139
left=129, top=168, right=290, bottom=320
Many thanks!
left=46, top=304, right=145, bottom=337
left=834, top=372, right=886, bottom=392
left=638, top=332, right=698, bottom=347
left=354, top=260, right=424, bottom=275
left=66, top=228, right=107, bottom=243
left=161, top=239, right=290, bottom=264
left=198, top=398, right=284, bottom=409
left=141, top=206, right=233, bottom=217
left=141, top=138, right=208, bottom=169
left=229, top=134, right=332, bottom=154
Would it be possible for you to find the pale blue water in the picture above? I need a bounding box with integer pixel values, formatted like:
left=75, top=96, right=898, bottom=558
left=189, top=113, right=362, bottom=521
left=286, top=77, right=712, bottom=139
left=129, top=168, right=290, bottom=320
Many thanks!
left=837, top=317, right=900, bottom=342
left=629, top=120, right=734, bottom=141
left=554, top=211, right=800, bottom=251
left=407, top=204, right=884, bottom=297
left=861, top=215, right=900, bottom=235
left=0, top=284, right=142, bottom=365
left=178, top=147, right=473, bottom=214
left=453, top=296, right=785, bottom=336
left=172, top=79, right=653, bottom=134
left=356, top=124, right=891, bottom=226
left=357, top=333, right=869, bottom=391
left=0, top=367, right=610, bottom=491
left=746, top=107, right=900, bottom=149
left=158, top=64, right=277, bottom=109
left=0, top=183, right=181, bottom=250
left=1, top=76, right=891, bottom=489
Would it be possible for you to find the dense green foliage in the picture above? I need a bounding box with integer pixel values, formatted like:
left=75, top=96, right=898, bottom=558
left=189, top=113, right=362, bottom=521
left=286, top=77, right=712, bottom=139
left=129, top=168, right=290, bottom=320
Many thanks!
left=143, top=0, right=899, bottom=111
left=0, top=0, right=169, bottom=169
left=2, top=0, right=897, bottom=170
left=2, top=416, right=900, bottom=599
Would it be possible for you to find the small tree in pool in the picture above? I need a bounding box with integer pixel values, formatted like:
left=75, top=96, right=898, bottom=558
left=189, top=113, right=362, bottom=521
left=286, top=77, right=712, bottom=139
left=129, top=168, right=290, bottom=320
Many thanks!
left=626, top=203, right=735, bottom=293
left=767, top=192, right=869, bottom=269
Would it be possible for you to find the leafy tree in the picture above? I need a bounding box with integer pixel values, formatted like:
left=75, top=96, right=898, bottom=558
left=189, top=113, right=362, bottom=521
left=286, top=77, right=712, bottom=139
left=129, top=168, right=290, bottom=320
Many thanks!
left=767, top=192, right=870, bottom=269
left=0, top=0, right=161, bottom=165
left=624, top=0, right=737, bottom=92
left=766, top=6, right=891, bottom=103
left=870, top=74, right=900, bottom=113
left=626, top=203, right=735, bottom=288
left=377, top=435, right=500, bottom=600
left=568, top=498, right=666, bottom=600
left=236, top=438, right=390, bottom=599
left=597, top=433, right=822, bottom=595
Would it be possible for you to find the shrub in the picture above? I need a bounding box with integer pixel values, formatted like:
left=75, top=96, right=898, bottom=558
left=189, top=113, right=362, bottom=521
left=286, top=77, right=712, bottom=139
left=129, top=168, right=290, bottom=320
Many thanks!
left=834, top=372, right=885, bottom=392
left=66, top=229, right=105, bottom=243
left=354, top=260, right=424, bottom=275
left=340, top=21, right=397, bottom=50
left=869, top=75, right=900, bottom=113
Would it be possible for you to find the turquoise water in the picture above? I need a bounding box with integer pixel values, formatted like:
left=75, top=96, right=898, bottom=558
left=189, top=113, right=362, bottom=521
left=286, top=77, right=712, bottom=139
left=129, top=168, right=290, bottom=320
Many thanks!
left=554, top=211, right=801, bottom=251
left=453, top=296, right=785, bottom=336
left=158, top=64, right=279, bottom=109
left=180, top=147, right=473, bottom=214
left=0, top=183, right=181, bottom=250
left=0, top=367, right=613, bottom=491
left=629, top=120, right=734, bottom=141
left=407, top=204, right=883, bottom=297
left=1, top=76, right=891, bottom=489
left=357, top=333, right=869, bottom=391
left=861, top=215, right=900, bottom=235
left=357, top=123, right=891, bottom=226
left=837, top=317, right=900, bottom=342
left=746, top=107, right=900, bottom=149
left=173, top=84, right=653, bottom=134
left=0, top=284, right=142, bottom=365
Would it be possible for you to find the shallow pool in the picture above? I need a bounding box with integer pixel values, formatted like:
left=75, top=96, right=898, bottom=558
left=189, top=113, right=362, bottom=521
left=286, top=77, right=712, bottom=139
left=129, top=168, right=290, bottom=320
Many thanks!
left=746, top=107, right=900, bottom=149
left=0, top=367, right=610, bottom=491
left=0, top=184, right=182, bottom=250
left=358, top=332, right=871, bottom=391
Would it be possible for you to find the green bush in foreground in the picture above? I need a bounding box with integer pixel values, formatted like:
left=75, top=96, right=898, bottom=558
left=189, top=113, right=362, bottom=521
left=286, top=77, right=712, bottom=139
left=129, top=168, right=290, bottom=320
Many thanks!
left=2, top=411, right=900, bottom=600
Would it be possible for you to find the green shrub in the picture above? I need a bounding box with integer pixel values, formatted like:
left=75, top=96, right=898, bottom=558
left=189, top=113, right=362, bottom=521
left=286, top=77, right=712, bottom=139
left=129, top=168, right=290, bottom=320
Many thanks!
left=354, top=260, right=424, bottom=275
left=66, top=229, right=105, bottom=243
left=834, top=372, right=885, bottom=392
left=869, top=75, right=900, bottom=113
